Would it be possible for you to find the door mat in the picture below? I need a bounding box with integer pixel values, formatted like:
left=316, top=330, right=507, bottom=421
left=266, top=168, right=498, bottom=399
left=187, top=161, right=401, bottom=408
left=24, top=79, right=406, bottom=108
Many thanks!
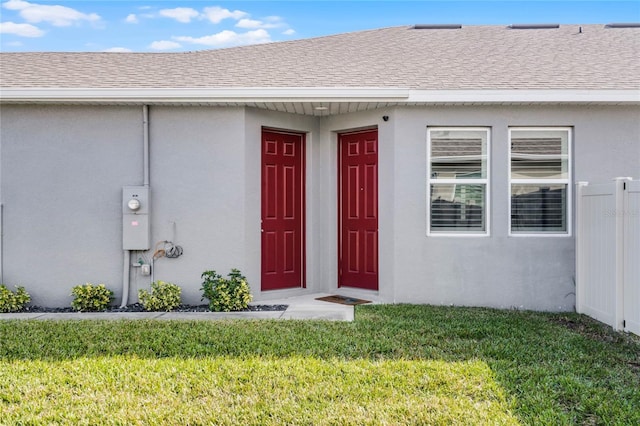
left=315, top=295, right=371, bottom=305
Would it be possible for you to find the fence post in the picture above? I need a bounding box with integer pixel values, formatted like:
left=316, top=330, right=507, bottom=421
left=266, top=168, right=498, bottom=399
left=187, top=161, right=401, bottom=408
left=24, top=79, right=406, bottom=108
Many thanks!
left=575, top=181, right=589, bottom=314
left=623, top=179, right=639, bottom=335
left=613, top=177, right=632, bottom=331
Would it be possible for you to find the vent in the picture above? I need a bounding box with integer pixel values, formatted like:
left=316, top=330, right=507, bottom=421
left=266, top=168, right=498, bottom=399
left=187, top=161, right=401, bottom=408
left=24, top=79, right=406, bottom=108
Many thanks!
left=413, top=24, right=462, bottom=30
left=605, top=23, right=640, bottom=28
left=509, top=24, right=560, bottom=29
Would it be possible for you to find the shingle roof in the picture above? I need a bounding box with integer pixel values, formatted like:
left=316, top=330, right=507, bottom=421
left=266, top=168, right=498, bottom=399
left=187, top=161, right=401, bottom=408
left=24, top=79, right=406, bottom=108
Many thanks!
left=1, top=24, right=639, bottom=90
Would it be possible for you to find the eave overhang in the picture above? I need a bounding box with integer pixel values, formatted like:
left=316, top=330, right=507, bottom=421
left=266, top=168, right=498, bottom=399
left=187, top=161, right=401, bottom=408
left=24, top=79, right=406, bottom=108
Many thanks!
left=1, top=88, right=638, bottom=115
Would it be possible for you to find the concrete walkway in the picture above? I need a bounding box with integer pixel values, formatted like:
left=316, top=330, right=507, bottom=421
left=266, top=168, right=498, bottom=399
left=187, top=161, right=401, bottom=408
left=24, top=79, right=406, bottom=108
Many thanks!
left=0, top=293, right=354, bottom=322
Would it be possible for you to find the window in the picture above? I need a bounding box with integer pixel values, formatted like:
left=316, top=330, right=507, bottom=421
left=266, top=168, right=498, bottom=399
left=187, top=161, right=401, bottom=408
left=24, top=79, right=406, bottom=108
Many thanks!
left=427, top=128, right=490, bottom=235
left=509, top=128, right=571, bottom=235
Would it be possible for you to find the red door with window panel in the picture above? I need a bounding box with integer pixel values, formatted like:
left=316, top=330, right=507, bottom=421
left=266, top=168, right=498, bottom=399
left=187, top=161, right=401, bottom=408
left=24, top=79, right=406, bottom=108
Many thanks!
left=261, top=130, right=305, bottom=291
left=339, top=130, right=378, bottom=290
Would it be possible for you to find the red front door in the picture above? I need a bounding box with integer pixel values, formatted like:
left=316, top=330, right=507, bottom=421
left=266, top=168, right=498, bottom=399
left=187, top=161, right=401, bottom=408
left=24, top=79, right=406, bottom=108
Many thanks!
left=338, top=129, right=378, bottom=290
left=261, top=129, right=305, bottom=290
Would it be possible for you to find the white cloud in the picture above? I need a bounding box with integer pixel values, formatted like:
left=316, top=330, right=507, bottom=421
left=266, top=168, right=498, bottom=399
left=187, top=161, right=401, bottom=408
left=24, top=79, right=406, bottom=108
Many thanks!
left=125, top=14, right=138, bottom=24
left=159, top=7, right=199, bottom=23
left=283, top=29, right=295, bottom=35
left=3, top=0, right=100, bottom=27
left=149, top=40, right=181, bottom=51
left=264, top=16, right=285, bottom=25
left=174, top=29, right=271, bottom=48
left=2, top=0, right=28, bottom=9
left=104, top=47, right=132, bottom=53
left=235, top=18, right=262, bottom=29
left=202, top=6, right=247, bottom=24
left=0, top=20, right=44, bottom=37
left=236, top=15, right=284, bottom=30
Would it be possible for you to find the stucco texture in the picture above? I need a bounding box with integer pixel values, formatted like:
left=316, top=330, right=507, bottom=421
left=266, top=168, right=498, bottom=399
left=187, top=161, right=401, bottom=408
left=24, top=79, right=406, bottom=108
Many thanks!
left=1, top=104, right=638, bottom=310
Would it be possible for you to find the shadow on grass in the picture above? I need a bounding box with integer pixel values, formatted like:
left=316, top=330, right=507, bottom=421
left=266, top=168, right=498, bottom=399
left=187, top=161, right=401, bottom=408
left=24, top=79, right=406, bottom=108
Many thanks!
left=1, top=304, right=639, bottom=424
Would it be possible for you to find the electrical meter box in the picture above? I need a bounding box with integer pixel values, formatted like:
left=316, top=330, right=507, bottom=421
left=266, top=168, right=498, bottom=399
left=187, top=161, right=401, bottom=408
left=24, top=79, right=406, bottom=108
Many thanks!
left=123, top=186, right=150, bottom=250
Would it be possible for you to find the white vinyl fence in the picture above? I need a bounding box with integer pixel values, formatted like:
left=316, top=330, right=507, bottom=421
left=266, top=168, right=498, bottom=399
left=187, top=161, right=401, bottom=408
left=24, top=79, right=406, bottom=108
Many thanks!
left=576, top=177, right=640, bottom=335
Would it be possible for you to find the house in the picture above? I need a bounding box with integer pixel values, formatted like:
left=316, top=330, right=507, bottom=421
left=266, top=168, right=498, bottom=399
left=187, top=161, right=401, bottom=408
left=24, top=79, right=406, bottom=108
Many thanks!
left=1, top=24, right=638, bottom=310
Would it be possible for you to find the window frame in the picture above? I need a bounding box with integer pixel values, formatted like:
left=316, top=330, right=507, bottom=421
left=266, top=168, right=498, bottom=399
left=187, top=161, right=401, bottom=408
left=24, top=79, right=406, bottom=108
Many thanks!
left=426, top=127, right=491, bottom=237
left=508, top=127, right=572, bottom=237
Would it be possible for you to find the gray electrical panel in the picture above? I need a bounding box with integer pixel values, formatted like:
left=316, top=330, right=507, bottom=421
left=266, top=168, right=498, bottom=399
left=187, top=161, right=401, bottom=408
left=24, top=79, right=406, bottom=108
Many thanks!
left=122, top=186, right=150, bottom=250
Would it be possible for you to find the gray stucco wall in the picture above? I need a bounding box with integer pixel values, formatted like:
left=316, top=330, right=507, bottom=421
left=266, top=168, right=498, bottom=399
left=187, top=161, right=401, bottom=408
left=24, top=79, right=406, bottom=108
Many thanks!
left=1, top=103, right=638, bottom=310
left=388, top=105, right=639, bottom=310
left=1, top=105, right=142, bottom=307
left=146, top=106, right=247, bottom=304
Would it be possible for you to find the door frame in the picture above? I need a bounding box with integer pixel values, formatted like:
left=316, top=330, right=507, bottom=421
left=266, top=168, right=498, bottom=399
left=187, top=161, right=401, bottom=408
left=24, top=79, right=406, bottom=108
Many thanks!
left=261, top=127, right=306, bottom=291
left=337, top=127, right=379, bottom=290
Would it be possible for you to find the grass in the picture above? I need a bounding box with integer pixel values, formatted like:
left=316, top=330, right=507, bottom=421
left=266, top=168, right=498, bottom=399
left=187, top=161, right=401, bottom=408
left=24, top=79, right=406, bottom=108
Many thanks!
left=1, top=305, right=638, bottom=425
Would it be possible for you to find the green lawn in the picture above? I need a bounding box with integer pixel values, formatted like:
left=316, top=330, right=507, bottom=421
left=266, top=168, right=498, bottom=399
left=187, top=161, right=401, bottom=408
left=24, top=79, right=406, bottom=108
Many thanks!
left=1, top=305, right=638, bottom=425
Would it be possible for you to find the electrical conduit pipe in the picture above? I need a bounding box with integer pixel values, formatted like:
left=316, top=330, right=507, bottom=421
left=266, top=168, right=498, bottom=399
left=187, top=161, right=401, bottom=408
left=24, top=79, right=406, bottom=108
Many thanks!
left=121, top=105, right=150, bottom=308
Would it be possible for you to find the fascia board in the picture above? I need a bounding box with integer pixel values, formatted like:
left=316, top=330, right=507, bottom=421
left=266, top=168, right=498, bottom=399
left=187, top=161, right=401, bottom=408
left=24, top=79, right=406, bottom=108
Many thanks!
left=0, top=87, right=410, bottom=103
left=407, top=89, right=640, bottom=104
left=1, top=88, right=639, bottom=104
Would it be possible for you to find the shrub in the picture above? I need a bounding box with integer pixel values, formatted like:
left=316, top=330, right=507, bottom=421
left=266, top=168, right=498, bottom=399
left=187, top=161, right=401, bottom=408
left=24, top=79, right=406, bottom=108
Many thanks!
left=71, top=283, right=113, bottom=312
left=138, top=280, right=182, bottom=311
left=201, top=269, right=253, bottom=312
left=0, top=284, right=31, bottom=313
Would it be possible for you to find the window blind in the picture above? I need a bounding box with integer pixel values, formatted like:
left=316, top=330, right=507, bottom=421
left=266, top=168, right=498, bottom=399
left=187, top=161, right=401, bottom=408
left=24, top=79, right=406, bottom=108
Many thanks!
left=509, top=128, right=571, bottom=234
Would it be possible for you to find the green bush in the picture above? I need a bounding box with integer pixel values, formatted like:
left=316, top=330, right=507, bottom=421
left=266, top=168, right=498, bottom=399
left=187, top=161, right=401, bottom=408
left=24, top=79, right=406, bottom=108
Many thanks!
left=138, top=280, right=182, bottom=311
left=201, top=269, right=253, bottom=312
left=0, top=284, right=31, bottom=313
left=70, top=283, right=113, bottom=312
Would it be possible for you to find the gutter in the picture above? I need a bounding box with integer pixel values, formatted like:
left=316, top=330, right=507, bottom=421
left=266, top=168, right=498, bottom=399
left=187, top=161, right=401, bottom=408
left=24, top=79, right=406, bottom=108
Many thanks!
left=0, top=87, right=410, bottom=104
left=406, top=89, right=640, bottom=104
left=1, top=88, right=639, bottom=105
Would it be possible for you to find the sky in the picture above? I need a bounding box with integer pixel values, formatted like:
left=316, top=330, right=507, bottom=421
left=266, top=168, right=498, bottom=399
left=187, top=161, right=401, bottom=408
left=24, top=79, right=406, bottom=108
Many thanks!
left=0, top=1, right=639, bottom=52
